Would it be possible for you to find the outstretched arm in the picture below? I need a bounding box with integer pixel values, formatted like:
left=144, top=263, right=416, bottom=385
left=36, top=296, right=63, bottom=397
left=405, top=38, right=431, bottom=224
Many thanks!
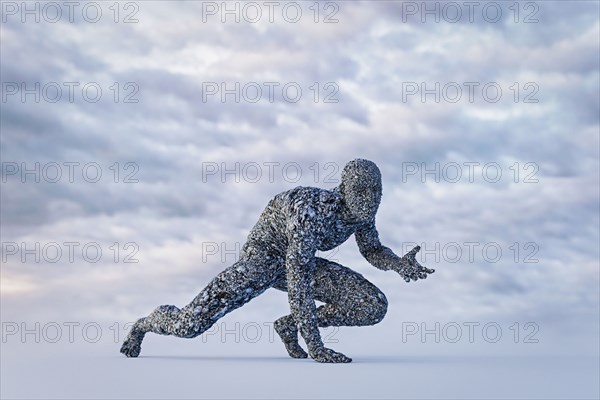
left=355, top=222, right=435, bottom=282
left=285, top=238, right=351, bottom=363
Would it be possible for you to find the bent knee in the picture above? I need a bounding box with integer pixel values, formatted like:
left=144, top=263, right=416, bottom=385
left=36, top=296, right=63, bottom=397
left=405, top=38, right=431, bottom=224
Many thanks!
left=366, top=289, right=388, bottom=324
left=347, top=287, right=388, bottom=326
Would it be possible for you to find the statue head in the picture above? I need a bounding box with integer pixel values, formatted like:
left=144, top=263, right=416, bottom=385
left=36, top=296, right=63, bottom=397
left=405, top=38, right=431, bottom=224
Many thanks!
left=338, top=159, right=382, bottom=222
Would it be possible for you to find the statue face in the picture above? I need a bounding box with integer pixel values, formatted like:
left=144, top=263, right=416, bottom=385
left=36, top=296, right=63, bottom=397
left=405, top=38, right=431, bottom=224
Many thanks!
left=339, top=159, right=382, bottom=222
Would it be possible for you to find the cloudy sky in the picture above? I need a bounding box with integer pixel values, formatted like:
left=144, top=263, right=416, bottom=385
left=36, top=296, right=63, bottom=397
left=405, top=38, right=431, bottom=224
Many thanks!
left=1, top=1, right=599, bottom=398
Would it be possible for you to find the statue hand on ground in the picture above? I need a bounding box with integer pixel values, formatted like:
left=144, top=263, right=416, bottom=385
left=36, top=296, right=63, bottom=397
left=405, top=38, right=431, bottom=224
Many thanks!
left=308, top=345, right=352, bottom=363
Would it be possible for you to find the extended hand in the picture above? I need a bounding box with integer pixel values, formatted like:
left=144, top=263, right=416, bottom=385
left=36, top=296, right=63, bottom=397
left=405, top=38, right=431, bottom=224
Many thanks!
left=397, top=245, right=435, bottom=282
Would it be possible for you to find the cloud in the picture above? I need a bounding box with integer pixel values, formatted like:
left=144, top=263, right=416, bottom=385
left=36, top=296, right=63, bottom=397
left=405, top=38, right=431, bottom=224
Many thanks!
left=1, top=0, right=598, bottom=361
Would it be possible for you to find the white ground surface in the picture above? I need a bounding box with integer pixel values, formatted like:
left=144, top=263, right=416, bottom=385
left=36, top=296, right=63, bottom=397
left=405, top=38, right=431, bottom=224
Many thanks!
left=2, top=331, right=598, bottom=399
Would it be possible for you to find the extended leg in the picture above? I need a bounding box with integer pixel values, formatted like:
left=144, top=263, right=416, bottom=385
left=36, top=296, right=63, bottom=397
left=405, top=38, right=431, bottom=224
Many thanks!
left=121, top=254, right=279, bottom=357
left=273, top=258, right=387, bottom=359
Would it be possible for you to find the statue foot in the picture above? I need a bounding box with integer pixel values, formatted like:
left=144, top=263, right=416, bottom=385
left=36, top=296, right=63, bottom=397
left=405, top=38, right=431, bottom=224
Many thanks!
left=274, top=316, right=308, bottom=359
left=283, top=341, right=309, bottom=359
left=120, top=320, right=146, bottom=358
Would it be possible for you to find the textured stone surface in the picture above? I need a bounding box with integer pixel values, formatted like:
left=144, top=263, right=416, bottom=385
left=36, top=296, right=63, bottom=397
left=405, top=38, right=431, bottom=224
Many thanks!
left=121, top=159, right=434, bottom=363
